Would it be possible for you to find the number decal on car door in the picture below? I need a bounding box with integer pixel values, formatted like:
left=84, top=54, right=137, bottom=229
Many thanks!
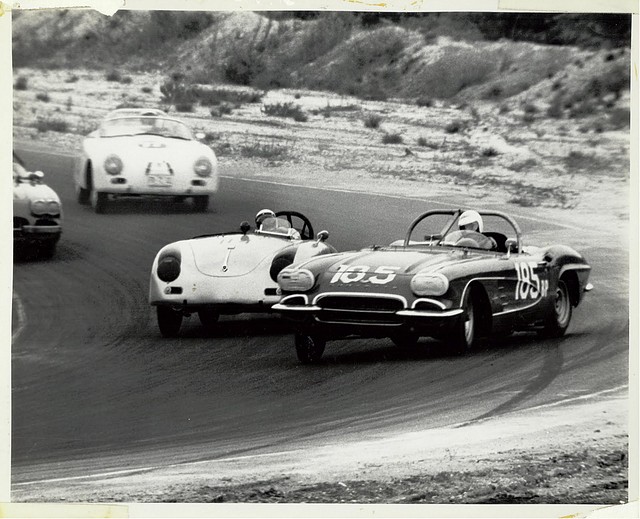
left=330, top=265, right=400, bottom=285
left=515, top=261, right=548, bottom=300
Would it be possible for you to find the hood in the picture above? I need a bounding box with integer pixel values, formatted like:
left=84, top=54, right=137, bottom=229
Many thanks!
left=85, top=135, right=213, bottom=162
left=318, top=248, right=488, bottom=278
left=189, top=233, right=294, bottom=277
left=13, top=182, right=60, bottom=203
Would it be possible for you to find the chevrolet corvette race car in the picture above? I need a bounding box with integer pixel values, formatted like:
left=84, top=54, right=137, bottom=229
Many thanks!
left=74, top=110, right=217, bottom=213
left=13, top=152, right=62, bottom=258
left=274, top=209, right=593, bottom=363
left=149, top=210, right=336, bottom=337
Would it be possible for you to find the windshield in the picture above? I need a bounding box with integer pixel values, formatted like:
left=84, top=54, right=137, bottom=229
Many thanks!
left=257, top=217, right=300, bottom=238
left=405, top=211, right=519, bottom=253
left=98, top=116, right=193, bottom=140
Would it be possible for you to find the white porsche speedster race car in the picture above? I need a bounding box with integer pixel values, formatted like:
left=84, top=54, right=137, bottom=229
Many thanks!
left=149, top=210, right=337, bottom=337
left=74, top=110, right=218, bottom=213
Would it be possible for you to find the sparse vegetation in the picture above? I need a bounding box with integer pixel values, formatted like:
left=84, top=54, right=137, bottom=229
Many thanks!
left=364, top=113, right=382, bottom=129
left=481, top=147, right=499, bottom=157
left=240, top=140, right=290, bottom=160
left=36, top=118, right=69, bottom=133
left=382, top=132, right=403, bottom=144
left=35, top=92, right=50, bottom=102
left=416, top=97, right=433, bottom=108
left=445, top=119, right=466, bottom=134
left=121, top=76, right=133, bottom=85
left=175, top=102, right=194, bottom=113
left=262, top=102, right=308, bottom=122
left=14, top=76, right=28, bottom=90
left=65, top=74, right=79, bottom=83
left=210, top=103, right=233, bottom=117
left=141, top=86, right=153, bottom=94
left=106, top=70, right=122, bottom=82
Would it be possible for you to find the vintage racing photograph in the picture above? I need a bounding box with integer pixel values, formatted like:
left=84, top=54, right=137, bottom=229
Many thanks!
left=5, top=3, right=636, bottom=515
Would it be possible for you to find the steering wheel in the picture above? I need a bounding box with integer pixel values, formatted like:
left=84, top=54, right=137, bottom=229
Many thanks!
left=275, top=211, right=314, bottom=240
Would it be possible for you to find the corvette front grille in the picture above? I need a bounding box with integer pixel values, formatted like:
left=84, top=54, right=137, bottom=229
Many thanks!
left=315, top=295, right=404, bottom=325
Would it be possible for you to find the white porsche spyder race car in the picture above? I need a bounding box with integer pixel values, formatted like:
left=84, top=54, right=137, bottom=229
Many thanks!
left=74, top=110, right=218, bottom=213
left=149, top=210, right=337, bottom=337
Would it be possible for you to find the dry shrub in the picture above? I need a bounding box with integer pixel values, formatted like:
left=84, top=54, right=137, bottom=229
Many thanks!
left=364, top=113, right=382, bottom=129
left=382, top=132, right=403, bottom=144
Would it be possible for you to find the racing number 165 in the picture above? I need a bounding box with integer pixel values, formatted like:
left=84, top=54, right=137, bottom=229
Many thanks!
left=330, top=265, right=400, bottom=285
left=515, top=261, right=549, bottom=300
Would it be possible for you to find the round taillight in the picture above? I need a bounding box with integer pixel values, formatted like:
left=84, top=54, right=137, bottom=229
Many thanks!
left=194, top=157, right=212, bottom=177
left=157, top=255, right=181, bottom=282
left=104, top=154, right=123, bottom=175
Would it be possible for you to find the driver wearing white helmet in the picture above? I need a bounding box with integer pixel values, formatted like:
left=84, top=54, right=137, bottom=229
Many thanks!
left=444, top=210, right=497, bottom=250
left=255, top=209, right=301, bottom=239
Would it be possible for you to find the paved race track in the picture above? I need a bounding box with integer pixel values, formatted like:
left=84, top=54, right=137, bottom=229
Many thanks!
left=11, top=146, right=629, bottom=489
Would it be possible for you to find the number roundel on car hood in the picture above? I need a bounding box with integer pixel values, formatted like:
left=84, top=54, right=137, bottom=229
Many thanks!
left=190, top=234, right=295, bottom=277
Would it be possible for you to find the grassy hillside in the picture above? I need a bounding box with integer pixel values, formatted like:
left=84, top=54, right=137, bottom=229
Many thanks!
left=13, top=10, right=630, bottom=106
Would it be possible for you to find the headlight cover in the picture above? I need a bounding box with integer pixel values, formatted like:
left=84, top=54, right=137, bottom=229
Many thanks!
left=157, top=253, right=181, bottom=283
left=278, top=268, right=315, bottom=292
left=31, top=199, right=60, bottom=216
left=104, top=154, right=123, bottom=175
left=194, top=157, right=212, bottom=177
left=411, top=271, right=449, bottom=296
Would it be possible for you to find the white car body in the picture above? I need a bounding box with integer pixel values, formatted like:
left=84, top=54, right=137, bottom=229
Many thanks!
left=149, top=212, right=336, bottom=337
left=74, top=113, right=218, bottom=213
left=13, top=153, right=62, bottom=258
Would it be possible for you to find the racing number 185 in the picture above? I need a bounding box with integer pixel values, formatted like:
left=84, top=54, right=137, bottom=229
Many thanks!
left=330, top=265, right=400, bottom=285
left=515, top=261, right=549, bottom=300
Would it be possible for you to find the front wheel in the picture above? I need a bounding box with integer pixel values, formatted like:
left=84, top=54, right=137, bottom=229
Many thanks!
left=157, top=306, right=183, bottom=338
left=391, top=332, right=420, bottom=350
left=193, top=195, right=209, bottom=212
left=540, top=279, right=572, bottom=338
left=91, top=190, right=108, bottom=214
left=295, top=333, right=325, bottom=364
left=198, top=308, right=219, bottom=332
left=449, top=289, right=477, bottom=355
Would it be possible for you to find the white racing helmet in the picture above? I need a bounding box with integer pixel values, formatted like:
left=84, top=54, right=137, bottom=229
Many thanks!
left=255, top=209, right=276, bottom=227
left=458, top=210, right=483, bottom=232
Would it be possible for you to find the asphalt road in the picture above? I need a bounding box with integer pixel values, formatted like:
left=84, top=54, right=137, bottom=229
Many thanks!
left=11, top=146, right=629, bottom=489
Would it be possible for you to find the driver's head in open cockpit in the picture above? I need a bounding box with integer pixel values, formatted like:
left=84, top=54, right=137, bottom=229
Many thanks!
left=255, top=209, right=276, bottom=230
left=458, top=210, right=483, bottom=233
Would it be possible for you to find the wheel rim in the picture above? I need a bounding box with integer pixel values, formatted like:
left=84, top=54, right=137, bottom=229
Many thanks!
left=464, top=300, right=475, bottom=346
left=554, top=282, right=571, bottom=327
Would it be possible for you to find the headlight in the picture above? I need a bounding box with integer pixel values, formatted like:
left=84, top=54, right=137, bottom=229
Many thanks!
left=30, top=199, right=60, bottom=215
left=194, top=157, right=212, bottom=177
left=278, top=268, right=315, bottom=292
left=411, top=271, right=449, bottom=296
left=30, top=200, right=46, bottom=215
left=47, top=200, right=61, bottom=214
left=157, top=254, right=181, bottom=283
left=104, top=154, right=123, bottom=175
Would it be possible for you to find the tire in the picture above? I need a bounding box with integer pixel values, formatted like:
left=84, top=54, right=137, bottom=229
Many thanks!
left=91, top=190, right=108, bottom=214
left=540, top=279, right=572, bottom=338
left=77, top=164, right=92, bottom=205
left=391, top=332, right=420, bottom=350
left=76, top=184, right=90, bottom=205
left=193, top=195, right=209, bottom=212
left=449, top=289, right=477, bottom=355
left=157, top=306, right=183, bottom=338
left=37, top=242, right=57, bottom=260
left=198, top=308, right=219, bottom=332
left=295, top=333, right=325, bottom=364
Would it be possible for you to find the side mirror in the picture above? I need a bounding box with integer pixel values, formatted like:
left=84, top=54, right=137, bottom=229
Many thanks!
left=316, top=230, right=329, bottom=243
left=240, top=221, right=251, bottom=235
left=505, top=238, right=517, bottom=258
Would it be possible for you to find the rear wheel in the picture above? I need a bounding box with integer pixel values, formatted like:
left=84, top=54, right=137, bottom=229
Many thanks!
left=198, top=308, right=219, bottom=332
left=91, top=190, right=108, bottom=214
left=449, top=289, right=477, bottom=355
left=157, top=306, right=183, bottom=338
left=193, top=195, right=209, bottom=212
left=540, top=279, right=572, bottom=338
left=295, top=333, right=325, bottom=364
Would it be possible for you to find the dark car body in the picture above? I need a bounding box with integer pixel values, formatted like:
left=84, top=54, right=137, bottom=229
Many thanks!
left=274, top=209, right=592, bottom=363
